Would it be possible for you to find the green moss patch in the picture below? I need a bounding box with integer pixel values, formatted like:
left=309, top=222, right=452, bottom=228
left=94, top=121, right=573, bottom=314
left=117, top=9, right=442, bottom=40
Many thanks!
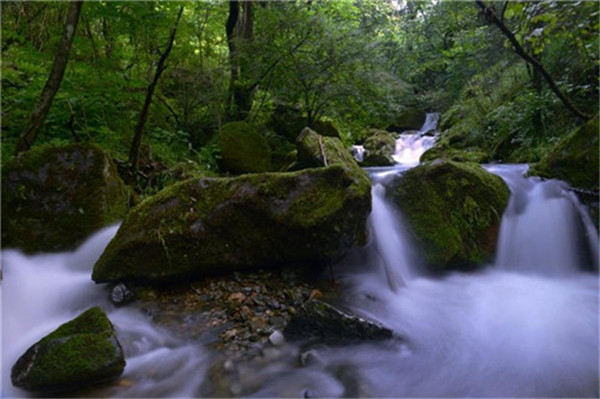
left=216, top=122, right=272, bottom=174
left=11, top=307, right=125, bottom=393
left=388, top=160, right=509, bottom=272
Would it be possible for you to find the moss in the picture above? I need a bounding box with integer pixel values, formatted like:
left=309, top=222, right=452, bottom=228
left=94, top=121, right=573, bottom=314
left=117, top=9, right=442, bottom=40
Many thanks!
left=11, top=307, right=125, bottom=393
left=362, top=130, right=396, bottom=166
left=388, top=160, right=509, bottom=272
left=420, top=145, right=491, bottom=163
left=388, top=107, right=426, bottom=131
left=92, top=164, right=371, bottom=284
left=312, top=119, right=341, bottom=138
left=215, top=122, right=272, bottom=174
left=530, top=116, right=599, bottom=191
left=1, top=143, right=130, bottom=253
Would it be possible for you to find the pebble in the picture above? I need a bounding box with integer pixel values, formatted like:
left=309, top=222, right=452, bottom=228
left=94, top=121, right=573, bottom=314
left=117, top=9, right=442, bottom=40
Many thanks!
left=268, top=330, right=285, bottom=346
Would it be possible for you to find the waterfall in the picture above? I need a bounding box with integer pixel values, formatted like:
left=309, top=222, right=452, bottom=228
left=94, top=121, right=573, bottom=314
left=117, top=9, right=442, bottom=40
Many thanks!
left=486, top=164, right=599, bottom=275
left=351, top=112, right=439, bottom=165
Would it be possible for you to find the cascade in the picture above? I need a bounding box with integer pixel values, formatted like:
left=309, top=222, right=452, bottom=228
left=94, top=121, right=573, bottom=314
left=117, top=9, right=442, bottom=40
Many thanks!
left=2, top=163, right=598, bottom=397
left=351, top=112, right=439, bottom=165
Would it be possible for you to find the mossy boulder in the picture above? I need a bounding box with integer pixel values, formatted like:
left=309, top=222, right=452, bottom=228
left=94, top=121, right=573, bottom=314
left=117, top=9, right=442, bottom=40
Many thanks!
left=269, top=104, right=307, bottom=142
left=1, top=143, right=131, bottom=253
left=530, top=116, right=599, bottom=191
left=93, top=164, right=371, bottom=284
left=387, top=160, right=509, bottom=272
left=312, top=119, right=341, bottom=138
left=11, top=307, right=125, bottom=393
left=388, top=108, right=426, bottom=132
left=284, top=299, right=393, bottom=344
left=362, top=130, right=397, bottom=166
left=420, top=145, right=490, bottom=163
left=215, top=122, right=272, bottom=174
left=295, top=127, right=367, bottom=178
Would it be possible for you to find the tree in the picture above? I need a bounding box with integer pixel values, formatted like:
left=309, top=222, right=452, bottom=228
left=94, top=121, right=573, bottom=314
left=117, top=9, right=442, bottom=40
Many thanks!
left=14, top=1, right=83, bottom=154
left=128, top=5, right=184, bottom=181
left=475, top=0, right=590, bottom=120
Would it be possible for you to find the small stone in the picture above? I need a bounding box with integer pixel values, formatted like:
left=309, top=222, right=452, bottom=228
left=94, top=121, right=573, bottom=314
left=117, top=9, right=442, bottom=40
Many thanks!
left=268, top=330, right=285, bottom=346
left=110, top=283, right=135, bottom=306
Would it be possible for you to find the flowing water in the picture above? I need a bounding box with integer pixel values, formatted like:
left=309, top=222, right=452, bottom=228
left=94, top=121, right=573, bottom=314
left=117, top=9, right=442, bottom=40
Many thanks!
left=2, top=127, right=599, bottom=397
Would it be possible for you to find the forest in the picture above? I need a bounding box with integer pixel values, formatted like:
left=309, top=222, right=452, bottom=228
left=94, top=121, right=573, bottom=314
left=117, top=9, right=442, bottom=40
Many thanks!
left=1, top=1, right=599, bottom=397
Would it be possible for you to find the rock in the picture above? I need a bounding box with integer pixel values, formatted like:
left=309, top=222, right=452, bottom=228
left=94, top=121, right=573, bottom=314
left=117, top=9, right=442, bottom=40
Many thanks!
left=1, top=143, right=131, bottom=253
left=11, top=307, right=125, bottom=393
left=312, top=119, right=341, bottom=138
left=387, top=160, right=509, bottom=272
left=268, top=330, right=285, bottom=346
left=269, top=104, right=307, bottom=142
left=362, top=130, right=397, bottom=166
left=283, top=299, right=393, bottom=343
left=388, top=108, right=426, bottom=132
left=295, top=128, right=367, bottom=180
left=420, top=145, right=490, bottom=163
left=110, top=282, right=136, bottom=306
left=215, top=121, right=272, bottom=174
left=530, top=116, right=599, bottom=191
left=92, top=165, right=371, bottom=283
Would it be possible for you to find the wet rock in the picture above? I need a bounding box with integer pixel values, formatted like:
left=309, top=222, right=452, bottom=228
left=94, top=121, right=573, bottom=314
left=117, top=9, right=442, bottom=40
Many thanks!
left=93, top=165, right=370, bottom=284
left=1, top=143, right=131, bottom=253
left=387, top=160, right=509, bottom=272
left=110, top=282, right=136, bottom=306
left=269, top=330, right=285, bottom=346
left=283, top=299, right=393, bottom=343
left=11, top=307, right=125, bottom=394
left=362, top=130, right=397, bottom=166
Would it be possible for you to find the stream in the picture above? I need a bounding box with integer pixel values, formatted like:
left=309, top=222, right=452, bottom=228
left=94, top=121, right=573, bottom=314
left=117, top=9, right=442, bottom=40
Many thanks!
left=2, top=117, right=598, bottom=397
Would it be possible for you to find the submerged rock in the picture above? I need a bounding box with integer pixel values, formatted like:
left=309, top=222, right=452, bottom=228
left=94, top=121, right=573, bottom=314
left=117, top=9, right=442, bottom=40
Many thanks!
left=216, top=121, right=272, bottom=174
left=93, top=165, right=371, bottom=284
left=283, top=299, right=393, bottom=343
left=1, top=143, right=131, bottom=253
left=388, top=160, right=509, bottom=272
left=11, top=307, right=125, bottom=394
left=362, top=130, right=397, bottom=166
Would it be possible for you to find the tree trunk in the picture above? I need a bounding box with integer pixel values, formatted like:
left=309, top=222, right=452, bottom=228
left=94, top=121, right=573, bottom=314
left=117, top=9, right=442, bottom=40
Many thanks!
left=226, top=1, right=240, bottom=120
left=15, top=1, right=83, bottom=154
left=128, top=6, right=184, bottom=181
left=475, top=0, right=590, bottom=120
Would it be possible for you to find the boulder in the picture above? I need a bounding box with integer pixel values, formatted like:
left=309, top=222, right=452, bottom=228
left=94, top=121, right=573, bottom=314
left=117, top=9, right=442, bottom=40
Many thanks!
left=530, top=116, right=599, bottom=191
left=420, top=145, right=490, bottom=163
left=92, top=164, right=371, bottom=284
left=388, top=108, right=426, bottom=132
left=11, top=307, right=125, bottom=393
left=387, top=160, right=509, bottom=272
left=362, top=130, right=397, bottom=166
left=312, top=119, right=341, bottom=138
left=283, top=299, right=393, bottom=343
left=215, top=122, right=272, bottom=174
left=1, top=143, right=131, bottom=253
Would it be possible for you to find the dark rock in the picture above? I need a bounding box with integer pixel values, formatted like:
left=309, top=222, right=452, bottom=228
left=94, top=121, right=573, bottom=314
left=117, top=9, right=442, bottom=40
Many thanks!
left=1, top=143, right=131, bottom=253
left=387, top=160, right=510, bottom=272
left=215, top=121, right=272, bottom=174
left=312, top=120, right=341, bottom=138
left=11, top=307, right=125, bottom=393
left=388, top=108, right=426, bottom=132
left=283, top=299, right=393, bottom=343
left=92, top=165, right=371, bottom=284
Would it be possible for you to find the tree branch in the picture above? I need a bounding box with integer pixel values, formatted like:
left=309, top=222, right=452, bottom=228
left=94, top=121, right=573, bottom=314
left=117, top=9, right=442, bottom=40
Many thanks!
left=475, top=0, right=590, bottom=120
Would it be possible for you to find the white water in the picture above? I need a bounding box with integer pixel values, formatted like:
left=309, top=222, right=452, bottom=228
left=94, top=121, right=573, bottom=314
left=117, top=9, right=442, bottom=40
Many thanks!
left=351, top=112, right=439, bottom=165
left=2, top=225, right=210, bottom=398
left=2, top=163, right=598, bottom=397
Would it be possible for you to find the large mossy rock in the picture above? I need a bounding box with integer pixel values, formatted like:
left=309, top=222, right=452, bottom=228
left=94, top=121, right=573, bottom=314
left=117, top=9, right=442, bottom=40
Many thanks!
left=420, top=145, right=490, bottom=163
left=215, top=122, right=272, bottom=174
left=93, top=164, right=371, bottom=284
left=531, top=116, right=599, bottom=191
left=11, top=307, right=125, bottom=394
left=388, top=108, right=426, bottom=132
left=1, top=143, right=130, bottom=253
left=388, top=161, right=509, bottom=272
left=362, top=130, right=397, bottom=166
